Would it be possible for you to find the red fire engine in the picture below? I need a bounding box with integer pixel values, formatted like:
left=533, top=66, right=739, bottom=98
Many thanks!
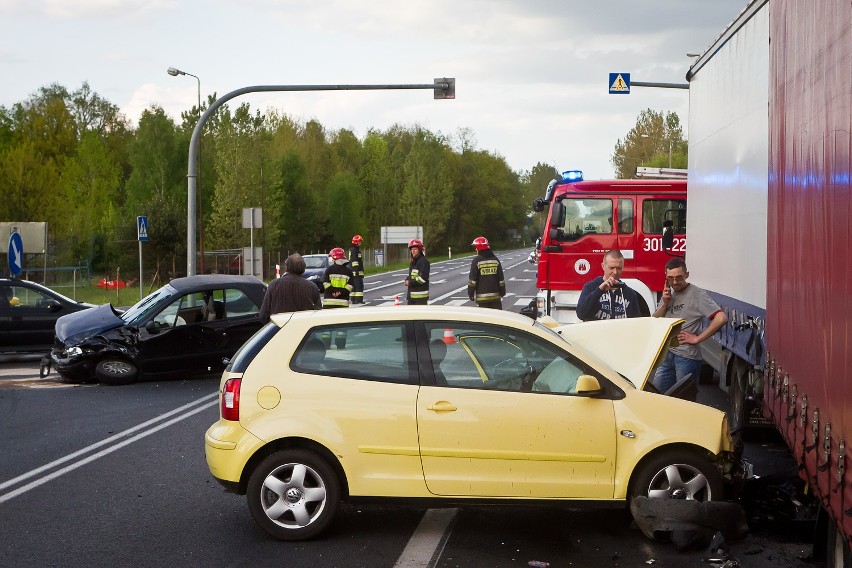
left=532, top=170, right=687, bottom=323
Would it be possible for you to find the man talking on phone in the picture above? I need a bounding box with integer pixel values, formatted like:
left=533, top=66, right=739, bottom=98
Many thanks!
left=576, top=249, right=641, bottom=321
left=652, top=257, right=728, bottom=392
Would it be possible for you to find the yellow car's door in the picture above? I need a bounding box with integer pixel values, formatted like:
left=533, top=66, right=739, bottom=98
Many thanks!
left=417, top=327, right=617, bottom=499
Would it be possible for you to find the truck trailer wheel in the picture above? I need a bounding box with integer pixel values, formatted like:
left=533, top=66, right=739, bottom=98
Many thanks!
left=729, top=365, right=748, bottom=435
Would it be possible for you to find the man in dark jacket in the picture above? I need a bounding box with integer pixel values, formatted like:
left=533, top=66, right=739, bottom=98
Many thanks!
left=348, top=234, right=365, bottom=304
left=404, top=239, right=430, bottom=305
left=576, top=249, right=642, bottom=321
left=322, top=247, right=354, bottom=308
left=259, top=253, right=322, bottom=323
left=468, top=236, right=506, bottom=309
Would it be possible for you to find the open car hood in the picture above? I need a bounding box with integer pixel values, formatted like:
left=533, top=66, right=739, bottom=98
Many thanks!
left=54, top=303, right=125, bottom=344
left=555, top=317, right=684, bottom=389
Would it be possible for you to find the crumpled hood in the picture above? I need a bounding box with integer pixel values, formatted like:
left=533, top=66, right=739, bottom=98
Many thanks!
left=55, top=303, right=125, bottom=344
left=555, top=317, right=684, bottom=389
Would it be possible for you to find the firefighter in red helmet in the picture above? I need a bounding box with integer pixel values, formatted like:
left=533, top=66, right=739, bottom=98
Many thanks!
left=348, top=235, right=365, bottom=304
left=404, top=238, right=430, bottom=305
left=322, top=247, right=354, bottom=308
left=468, top=236, right=506, bottom=309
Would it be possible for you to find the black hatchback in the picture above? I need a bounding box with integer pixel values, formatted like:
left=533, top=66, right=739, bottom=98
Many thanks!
left=0, top=278, right=94, bottom=356
left=49, top=275, right=266, bottom=385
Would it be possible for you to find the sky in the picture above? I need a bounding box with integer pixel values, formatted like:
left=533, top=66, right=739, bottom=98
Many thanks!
left=0, top=0, right=748, bottom=180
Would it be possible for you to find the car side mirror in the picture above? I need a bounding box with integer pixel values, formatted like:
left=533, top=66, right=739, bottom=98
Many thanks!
left=145, top=321, right=160, bottom=334
left=46, top=300, right=62, bottom=312
left=662, top=220, right=674, bottom=249
left=549, top=201, right=563, bottom=228
left=576, top=375, right=602, bottom=395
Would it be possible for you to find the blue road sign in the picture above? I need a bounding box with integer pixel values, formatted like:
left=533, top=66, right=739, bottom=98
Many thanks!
left=8, top=232, right=23, bottom=275
left=609, top=72, right=630, bottom=94
left=137, top=216, right=149, bottom=242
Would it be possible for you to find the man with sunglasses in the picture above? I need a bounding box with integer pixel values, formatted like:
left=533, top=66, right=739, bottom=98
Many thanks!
left=652, top=257, right=728, bottom=392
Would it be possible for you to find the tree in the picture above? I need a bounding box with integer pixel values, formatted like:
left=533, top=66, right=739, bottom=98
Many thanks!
left=125, top=106, right=186, bottom=273
left=611, top=109, right=686, bottom=178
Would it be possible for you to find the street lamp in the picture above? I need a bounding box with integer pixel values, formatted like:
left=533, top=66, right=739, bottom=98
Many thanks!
left=167, top=66, right=205, bottom=273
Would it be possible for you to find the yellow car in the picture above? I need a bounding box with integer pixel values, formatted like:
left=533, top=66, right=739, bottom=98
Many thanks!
left=205, top=306, right=739, bottom=541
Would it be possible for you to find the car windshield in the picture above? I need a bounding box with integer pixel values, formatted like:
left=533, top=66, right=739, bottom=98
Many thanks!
left=304, top=256, right=327, bottom=269
left=120, top=285, right=178, bottom=325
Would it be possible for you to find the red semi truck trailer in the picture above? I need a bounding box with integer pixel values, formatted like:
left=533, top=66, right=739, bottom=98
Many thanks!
left=686, top=0, right=851, bottom=563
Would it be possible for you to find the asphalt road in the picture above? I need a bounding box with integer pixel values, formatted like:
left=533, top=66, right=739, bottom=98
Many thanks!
left=0, top=250, right=820, bottom=567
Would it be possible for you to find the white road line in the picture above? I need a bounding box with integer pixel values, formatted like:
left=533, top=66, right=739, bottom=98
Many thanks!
left=394, top=508, right=458, bottom=568
left=0, top=392, right=218, bottom=501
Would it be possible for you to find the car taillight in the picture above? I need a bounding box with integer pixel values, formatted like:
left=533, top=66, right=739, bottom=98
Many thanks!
left=222, top=378, right=241, bottom=421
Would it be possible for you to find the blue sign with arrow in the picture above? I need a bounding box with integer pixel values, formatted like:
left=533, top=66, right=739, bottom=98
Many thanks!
left=8, top=232, right=23, bottom=275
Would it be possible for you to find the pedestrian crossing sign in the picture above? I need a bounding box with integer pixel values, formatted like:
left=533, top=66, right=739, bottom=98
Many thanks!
left=609, top=73, right=630, bottom=94
left=137, top=216, right=149, bottom=241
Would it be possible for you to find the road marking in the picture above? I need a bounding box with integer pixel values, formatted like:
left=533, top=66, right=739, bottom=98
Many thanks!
left=0, top=392, right=218, bottom=503
left=394, top=508, right=458, bottom=568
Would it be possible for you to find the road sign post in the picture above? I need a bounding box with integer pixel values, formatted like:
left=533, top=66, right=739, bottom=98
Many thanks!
left=137, top=216, right=149, bottom=300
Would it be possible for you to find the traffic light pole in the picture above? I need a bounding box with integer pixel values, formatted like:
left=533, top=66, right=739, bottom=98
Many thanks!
left=185, top=79, right=454, bottom=277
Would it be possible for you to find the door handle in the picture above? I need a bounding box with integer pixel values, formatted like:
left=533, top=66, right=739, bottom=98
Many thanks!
left=427, top=401, right=457, bottom=412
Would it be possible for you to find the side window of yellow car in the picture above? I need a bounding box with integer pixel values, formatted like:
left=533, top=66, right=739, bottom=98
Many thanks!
left=424, top=322, right=593, bottom=395
left=292, top=323, right=416, bottom=385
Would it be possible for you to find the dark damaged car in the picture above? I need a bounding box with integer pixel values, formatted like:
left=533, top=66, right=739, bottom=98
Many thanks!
left=48, top=275, right=266, bottom=385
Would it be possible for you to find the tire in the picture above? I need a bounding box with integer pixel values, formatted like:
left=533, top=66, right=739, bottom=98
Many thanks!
left=630, top=449, right=723, bottom=503
left=247, top=449, right=340, bottom=541
left=95, top=359, right=138, bottom=386
left=729, top=365, right=748, bottom=434
left=824, top=516, right=852, bottom=568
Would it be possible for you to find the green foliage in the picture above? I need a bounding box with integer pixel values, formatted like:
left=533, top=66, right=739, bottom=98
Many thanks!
left=611, top=109, right=687, bottom=179
left=0, top=81, right=566, bottom=281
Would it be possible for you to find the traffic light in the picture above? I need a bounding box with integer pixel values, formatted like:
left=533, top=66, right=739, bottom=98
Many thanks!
left=434, top=78, right=455, bottom=99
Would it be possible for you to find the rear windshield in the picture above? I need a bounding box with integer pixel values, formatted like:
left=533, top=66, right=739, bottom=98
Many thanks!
left=227, top=323, right=279, bottom=373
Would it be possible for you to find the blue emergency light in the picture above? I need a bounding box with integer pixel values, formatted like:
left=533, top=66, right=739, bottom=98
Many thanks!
left=561, top=170, right=584, bottom=182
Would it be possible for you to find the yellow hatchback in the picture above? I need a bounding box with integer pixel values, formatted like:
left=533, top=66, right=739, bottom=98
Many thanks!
left=205, top=306, right=739, bottom=541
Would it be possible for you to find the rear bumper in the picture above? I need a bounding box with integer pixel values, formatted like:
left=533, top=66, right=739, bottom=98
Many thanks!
left=204, top=420, right=266, bottom=492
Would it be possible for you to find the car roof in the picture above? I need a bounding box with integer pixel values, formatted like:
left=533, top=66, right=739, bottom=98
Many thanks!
left=271, top=305, right=539, bottom=328
left=168, top=274, right=266, bottom=292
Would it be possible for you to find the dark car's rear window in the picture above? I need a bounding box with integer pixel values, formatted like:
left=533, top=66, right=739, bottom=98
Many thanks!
left=227, top=323, right=279, bottom=373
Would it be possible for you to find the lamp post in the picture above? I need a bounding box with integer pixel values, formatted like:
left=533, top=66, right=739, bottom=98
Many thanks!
left=181, top=79, right=454, bottom=276
left=167, top=67, right=205, bottom=273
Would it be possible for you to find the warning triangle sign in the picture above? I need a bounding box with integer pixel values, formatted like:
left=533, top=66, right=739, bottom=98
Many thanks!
left=610, top=73, right=629, bottom=92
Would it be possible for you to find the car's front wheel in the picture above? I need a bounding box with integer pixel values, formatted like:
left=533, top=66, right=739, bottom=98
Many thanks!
left=95, top=359, right=138, bottom=386
left=630, top=450, right=723, bottom=503
left=247, top=449, right=340, bottom=541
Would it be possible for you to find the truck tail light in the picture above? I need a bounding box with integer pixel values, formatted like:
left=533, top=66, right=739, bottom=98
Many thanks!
left=222, top=378, right=241, bottom=421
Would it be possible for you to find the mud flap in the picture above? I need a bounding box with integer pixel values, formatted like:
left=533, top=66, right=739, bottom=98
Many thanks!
left=630, top=496, right=749, bottom=550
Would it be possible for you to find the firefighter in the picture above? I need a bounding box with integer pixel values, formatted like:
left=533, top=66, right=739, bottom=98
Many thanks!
left=468, top=236, right=506, bottom=309
left=322, top=248, right=354, bottom=308
left=348, top=235, right=365, bottom=304
left=404, top=239, right=430, bottom=305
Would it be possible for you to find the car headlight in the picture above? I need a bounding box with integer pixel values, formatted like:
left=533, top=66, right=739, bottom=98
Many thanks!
left=64, top=346, right=83, bottom=357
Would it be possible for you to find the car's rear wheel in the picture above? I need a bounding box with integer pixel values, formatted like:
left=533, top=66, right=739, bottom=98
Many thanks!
left=247, top=449, right=340, bottom=541
left=95, top=359, right=138, bottom=386
left=630, top=449, right=723, bottom=503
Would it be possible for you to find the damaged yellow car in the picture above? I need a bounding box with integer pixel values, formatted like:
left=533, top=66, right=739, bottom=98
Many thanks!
left=205, top=306, right=740, bottom=541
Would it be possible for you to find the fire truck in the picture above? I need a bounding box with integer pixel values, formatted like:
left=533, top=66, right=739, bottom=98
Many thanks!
left=532, top=170, right=686, bottom=323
